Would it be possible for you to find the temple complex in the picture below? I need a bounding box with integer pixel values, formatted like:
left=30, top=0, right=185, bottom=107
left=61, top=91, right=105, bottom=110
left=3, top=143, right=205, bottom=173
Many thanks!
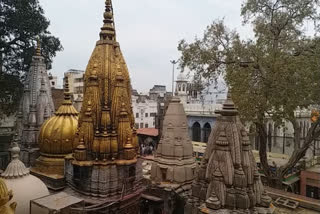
left=1, top=139, right=49, bottom=214
left=185, top=94, right=274, bottom=214
left=17, top=40, right=55, bottom=167
left=148, top=97, right=196, bottom=213
left=31, top=78, right=79, bottom=190
left=62, top=0, right=143, bottom=212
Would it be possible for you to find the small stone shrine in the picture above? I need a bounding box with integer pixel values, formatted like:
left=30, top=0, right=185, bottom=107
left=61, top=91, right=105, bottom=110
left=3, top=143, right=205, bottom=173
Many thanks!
left=149, top=97, right=196, bottom=213
left=185, top=93, right=274, bottom=214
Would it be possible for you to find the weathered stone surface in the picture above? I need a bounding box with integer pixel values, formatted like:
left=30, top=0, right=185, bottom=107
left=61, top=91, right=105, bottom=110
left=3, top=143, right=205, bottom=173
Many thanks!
left=17, top=43, right=54, bottom=167
left=186, top=94, right=273, bottom=213
left=151, top=97, right=196, bottom=186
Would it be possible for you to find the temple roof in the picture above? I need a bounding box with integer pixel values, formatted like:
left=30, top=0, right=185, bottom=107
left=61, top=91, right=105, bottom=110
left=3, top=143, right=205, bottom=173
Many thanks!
left=38, top=78, right=79, bottom=155
left=2, top=139, right=29, bottom=179
left=75, top=0, right=137, bottom=161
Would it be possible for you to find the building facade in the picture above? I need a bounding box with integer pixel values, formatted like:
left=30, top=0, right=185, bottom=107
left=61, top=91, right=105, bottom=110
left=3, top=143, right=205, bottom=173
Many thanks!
left=132, top=94, right=157, bottom=129
left=64, top=69, right=84, bottom=101
left=175, top=72, right=227, bottom=144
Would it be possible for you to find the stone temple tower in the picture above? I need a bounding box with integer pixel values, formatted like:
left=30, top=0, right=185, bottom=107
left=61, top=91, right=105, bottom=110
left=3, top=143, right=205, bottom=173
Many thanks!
left=64, top=0, right=142, bottom=213
left=185, top=94, right=274, bottom=214
left=150, top=97, right=197, bottom=213
left=17, top=40, right=55, bottom=167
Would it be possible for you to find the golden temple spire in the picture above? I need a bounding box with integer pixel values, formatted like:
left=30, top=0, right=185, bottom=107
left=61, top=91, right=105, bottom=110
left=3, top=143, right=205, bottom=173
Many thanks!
left=100, top=0, right=116, bottom=41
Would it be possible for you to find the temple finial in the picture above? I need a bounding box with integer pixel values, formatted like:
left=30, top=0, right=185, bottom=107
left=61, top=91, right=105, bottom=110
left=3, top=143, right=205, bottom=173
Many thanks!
left=64, top=77, right=72, bottom=101
left=220, top=90, right=238, bottom=116
left=100, top=0, right=116, bottom=41
left=36, top=37, right=41, bottom=56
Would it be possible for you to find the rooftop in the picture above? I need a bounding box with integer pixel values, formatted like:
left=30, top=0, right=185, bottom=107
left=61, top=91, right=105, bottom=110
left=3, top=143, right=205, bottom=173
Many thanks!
left=137, top=128, right=159, bottom=137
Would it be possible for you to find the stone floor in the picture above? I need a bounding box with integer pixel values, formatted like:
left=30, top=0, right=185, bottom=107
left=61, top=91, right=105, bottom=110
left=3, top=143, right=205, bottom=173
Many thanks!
left=275, top=207, right=320, bottom=214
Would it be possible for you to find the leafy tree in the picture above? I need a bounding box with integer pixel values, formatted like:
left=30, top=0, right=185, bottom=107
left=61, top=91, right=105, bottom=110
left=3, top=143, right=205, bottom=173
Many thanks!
left=0, top=0, right=62, bottom=117
left=178, top=0, right=320, bottom=187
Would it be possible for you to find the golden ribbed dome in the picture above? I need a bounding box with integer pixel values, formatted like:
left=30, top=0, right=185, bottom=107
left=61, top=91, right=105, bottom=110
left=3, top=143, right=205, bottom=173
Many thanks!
left=39, top=80, right=79, bottom=155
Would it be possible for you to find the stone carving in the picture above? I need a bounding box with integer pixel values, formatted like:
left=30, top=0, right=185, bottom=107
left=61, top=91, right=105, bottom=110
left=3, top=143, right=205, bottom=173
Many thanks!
left=187, top=94, right=273, bottom=214
left=151, top=97, right=196, bottom=188
left=17, top=40, right=55, bottom=167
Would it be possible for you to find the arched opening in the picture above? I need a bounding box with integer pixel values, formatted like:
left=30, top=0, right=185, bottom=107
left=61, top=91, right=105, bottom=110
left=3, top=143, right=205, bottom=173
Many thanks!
left=203, top=123, right=211, bottom=143
left=182, top=84, right=186, bottom=92
left=192, top=122, right=201, bottom=142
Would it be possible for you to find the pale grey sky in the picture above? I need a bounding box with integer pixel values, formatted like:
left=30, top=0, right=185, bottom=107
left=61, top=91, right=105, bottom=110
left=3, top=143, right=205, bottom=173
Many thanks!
left=40, top=0, right=250, bottom=92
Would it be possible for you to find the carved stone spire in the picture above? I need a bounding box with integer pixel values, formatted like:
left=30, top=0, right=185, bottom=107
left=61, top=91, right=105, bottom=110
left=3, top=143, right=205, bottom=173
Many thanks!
left=151, top=97, right=196, bottom=191
left=17, top=37, right=55, bottom=167
left=187, top=93, right=273, bottom=213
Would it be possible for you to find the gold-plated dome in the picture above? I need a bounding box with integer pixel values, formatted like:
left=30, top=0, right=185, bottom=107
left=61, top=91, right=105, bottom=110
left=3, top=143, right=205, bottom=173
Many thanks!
left=38, top=79, right=79, bottom=155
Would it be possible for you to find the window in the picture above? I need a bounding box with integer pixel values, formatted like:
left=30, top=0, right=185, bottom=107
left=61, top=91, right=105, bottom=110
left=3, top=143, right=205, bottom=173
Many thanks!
left=75, top=77, right=83, bottom=83
left=135, top=123, right=139, bottom=129
left=203, top=123, right=211, bottom=143
left=140, top=123, right=144, bottom=128
left=150, top=113, right=156, bottom=117
left=136, top=113, right=139, bottom=118
left=145, top=113, right=148, bottom=117
left=192, top=122, right=201, bottom=142
left=145, top=124, right=149, bottom=128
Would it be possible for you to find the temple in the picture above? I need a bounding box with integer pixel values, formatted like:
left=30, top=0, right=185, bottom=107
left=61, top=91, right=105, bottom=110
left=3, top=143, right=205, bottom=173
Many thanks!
left=63, top=0, right=143, bottom=212
left=148, top=97, right=197, bottom=213
left=30, top=78, right=79, bottom=190
left=185, top=94, right=274, bottom=214
left=17, top=40, right=55, bottom=167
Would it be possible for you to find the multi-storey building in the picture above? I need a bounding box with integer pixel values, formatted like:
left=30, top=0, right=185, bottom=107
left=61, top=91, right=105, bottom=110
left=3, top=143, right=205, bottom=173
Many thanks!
left=132, top=94, right=157, bottom=129
left=63, top=69, right=84, bottom=101
left=175, top=72, right=227, bottom=143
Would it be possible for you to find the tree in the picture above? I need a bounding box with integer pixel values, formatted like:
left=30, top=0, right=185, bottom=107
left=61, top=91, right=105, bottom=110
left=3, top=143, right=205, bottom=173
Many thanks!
left=178, top=0, right=320, bottom=187
left=0, top=0, right=62, bottom=117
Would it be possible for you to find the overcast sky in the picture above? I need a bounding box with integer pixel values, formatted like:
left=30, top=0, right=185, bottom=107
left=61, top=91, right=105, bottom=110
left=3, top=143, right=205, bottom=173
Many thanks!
left=40, top=0, right=251, bottom=92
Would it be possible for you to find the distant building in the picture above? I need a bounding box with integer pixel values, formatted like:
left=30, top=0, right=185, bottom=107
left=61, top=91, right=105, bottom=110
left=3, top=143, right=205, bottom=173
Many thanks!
left=149, top=85, right=167, bottom=101
left=175, top=72, right=227, bottom=143
left=48, top=74, right=58, bottom=89
left=64, top=69, right=85, bottom=112
left=300, top=159, right=320, bottom=200
left=132, top=94, right=157, bottom=129
left=64, top=69, right=84, bottom=101
left=251, top=108, right=320, bottom=157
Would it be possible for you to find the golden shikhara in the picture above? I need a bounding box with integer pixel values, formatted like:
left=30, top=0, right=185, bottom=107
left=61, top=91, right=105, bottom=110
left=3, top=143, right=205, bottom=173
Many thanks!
left=75, top=0, right=138, bottom=161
